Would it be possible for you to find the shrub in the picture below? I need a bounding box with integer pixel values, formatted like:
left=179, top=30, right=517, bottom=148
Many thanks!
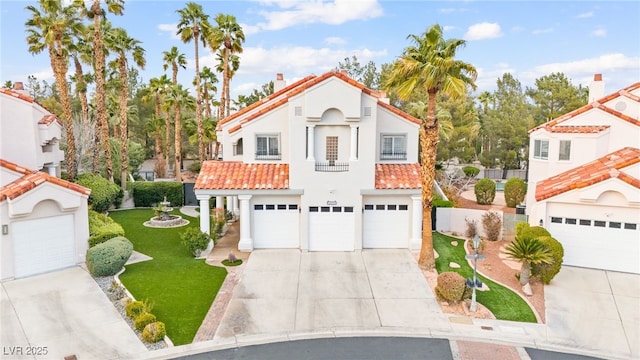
left=188, top=161, right=201, bottom=173
left=125, top=299, right=153, bottom=319
left=132, top=181, right=183, bottom=207
left=86, top=236, right=133, bottom=276
left=515, top=222, right=530, bottom=237
left=108, top=280, right=126, bottom=301
left=77, top=173, right=122, bottom=212
left=142, top=322, right=166, bottom=343
left=504, top=178, right=527, bottom=208
left=517, top=224, right=551, bottom=239
left=481, top=211, right=502, bottom=241
left=88, top=210, right=125, bottom=247
left=531, top=235, right=564, bottom=284
left=462, top=166, right=480, bottom=178
left=134, top=313, right=157, bottom=331
left=465, top=218, right=477, bottom=239
left=180, top=228, right=211, bottom=257
left=433, top=199, right=454, bottom=208
left=435, top=272, right=468, bottom=303
left=474, top=178, right=496, bottom=205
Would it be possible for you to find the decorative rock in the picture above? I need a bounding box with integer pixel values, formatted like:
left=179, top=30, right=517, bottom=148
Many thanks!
left=449, top=262, right=460, bottom=269
left=451, top=241, right=458, bottom=246
left=434, top=250, right=439, bottom=259
left=522, top=282, right=533, bottom=296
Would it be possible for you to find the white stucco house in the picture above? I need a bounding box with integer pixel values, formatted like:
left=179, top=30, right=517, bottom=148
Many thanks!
left=195, top=71, right=424, bottom=252
left=1, top=84, right=90, bottom=280
left=526, top=75, right=640, bottom=274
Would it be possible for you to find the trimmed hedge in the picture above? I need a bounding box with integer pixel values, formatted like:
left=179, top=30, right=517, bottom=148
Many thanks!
left=77, top=173, right=123, bottom=212
left=504, top=178, right=527, bottom=208
left=88, top=210, right=125, bottom=247
left=132, top=181, right=183, bottom=207
left=433, top=199, right=454, bottom=208
left=474, top=178, right=496, bottom=205
left=86, top=236, right=133, bottom=277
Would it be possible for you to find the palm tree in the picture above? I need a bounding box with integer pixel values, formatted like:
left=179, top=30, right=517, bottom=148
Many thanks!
left=197, top=66, right=218, bottom=120
left=25, top=0, right=83, bottom=181
left=503, top=236, right=552, bottom=285
left=164, top=84, right=195, bottom=181
left=210, top=13, right=245, bottom=119
left=143, top=75, right=171, bottom=164
left=107, top=27, right=145, bottom=189
left=162, top=46, right=186, bottom=85
left=383, top=24, right=478, bottom=269
left=177, top=2, right=211, bottom=163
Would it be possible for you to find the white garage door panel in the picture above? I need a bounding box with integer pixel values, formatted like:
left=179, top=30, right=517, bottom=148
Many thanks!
left=363, top=204, right=409, bottom=248
left=13, top=215, right=76, bottom=278
left=309, top=206, right=355, bottom=251
left=253, top=204, right=299, bottom=248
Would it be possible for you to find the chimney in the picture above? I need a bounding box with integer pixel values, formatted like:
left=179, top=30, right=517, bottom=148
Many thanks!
left=588, top=73, right=605, bottom=103
left=274, top=73, right=286, bottom=93
left=12, top=82, right=29, bottom=96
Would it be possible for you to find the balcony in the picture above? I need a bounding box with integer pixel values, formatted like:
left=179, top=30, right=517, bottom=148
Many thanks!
left=315, top=161, right=349, bottom=172
left=380, top=152, right=407, bottom=160
left=255, top=152, right=281, bottom=160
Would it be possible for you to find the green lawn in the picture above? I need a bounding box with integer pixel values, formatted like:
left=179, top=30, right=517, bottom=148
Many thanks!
left=109, top=209, right=227, bottom=345
left=433, top=232, right=537, bottom=323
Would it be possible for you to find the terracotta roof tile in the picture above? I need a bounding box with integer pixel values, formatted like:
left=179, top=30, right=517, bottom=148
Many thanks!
left=38, top=114, right=62, bottom=126
left=374, top=163, right=421, bottom=189
left=195, top=161, right=289, bottom=190
left=545, top=125, right=610, bottom=133
left=535, top=147, right=640, bottom=201
left=0, top=159, right=91, bottom=201
left=0, top=88, right=35, bottom=103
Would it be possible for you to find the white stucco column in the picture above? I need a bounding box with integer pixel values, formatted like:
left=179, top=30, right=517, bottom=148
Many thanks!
left=216, top=196, right=224, bottom=210
left=238, top=194, right=253, bottom=252
left=197, top=195, right=211, bottom=235
left=410, top=195, right=422, bottom=250
left=350, top=125, right=358, bottom=161
left=47, top=164, right=58, bottom=177
left=307, top=125, right=315, bottom=161
left=226, top=196, right=233, bottom=215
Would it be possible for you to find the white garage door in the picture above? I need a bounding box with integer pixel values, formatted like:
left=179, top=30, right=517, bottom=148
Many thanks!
left=547, top=215, right=640, bottom=274
left=363, top=204, right=410, bottom=248
left=13, top=215, right=76, bottom=278
left=253, top=204, right=299, bottom=248
left=309, top=206, right=355, bottom=251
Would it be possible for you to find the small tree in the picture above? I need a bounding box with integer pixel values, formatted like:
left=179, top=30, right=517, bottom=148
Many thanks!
left=503, top=236, right=552, bottom=285
left=180, top=228, right=211, bottom=257
left=504, top=178, right=527, bottom=208
left=474, top=178, right=496, bottom=205
left=462, top=166, right=480, bottom=178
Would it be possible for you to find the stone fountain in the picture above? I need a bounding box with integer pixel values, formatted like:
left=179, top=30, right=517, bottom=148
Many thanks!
left=144, top=197, right=189, bottom=228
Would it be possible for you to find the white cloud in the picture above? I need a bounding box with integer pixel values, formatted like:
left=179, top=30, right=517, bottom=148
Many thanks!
left=157, top=23, right=180, bottom=40
left=324, top=37, right=347, bottom=45
left=532, top=28, right=553, bottom=35
left=443, top=25, right=457, bottom=33
left=26, top=69, right=54, bottom=82
left=464, top=22, right=503, bottom=41
left=591, top=27, right=607, bottom=37
left=532, top=53, right=639, bottom=75
left=251, top=0, right=383, bottom=32
left=575, top=11, right=594, bottom=19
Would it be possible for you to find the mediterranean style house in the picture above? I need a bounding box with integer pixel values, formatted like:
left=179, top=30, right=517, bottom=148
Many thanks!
left=526, top=75, right=640, bottom=274
left=1, top=84, right=90, bottom=280
left=195, top=71, right=423, bottom=252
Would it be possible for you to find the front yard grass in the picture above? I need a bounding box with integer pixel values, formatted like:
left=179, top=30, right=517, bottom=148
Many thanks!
left=433, top=232, right=537, bottom=323
left=109, top=209, right=227, bottom=345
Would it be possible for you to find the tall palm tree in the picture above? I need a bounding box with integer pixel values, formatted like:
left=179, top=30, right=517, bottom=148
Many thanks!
left=164, top=84, right=195, bottom=181
left=143, top=75, right=171, bottom=163
left=210, top=13, right=245, bottom=119
left=177, top=2, right=210, bottom=163
left=383, top=24, right=478, bottom=269
left=107, top=27, right=145, bottom=189
left=503, top=236, right=552, bottom=286
left=197, top=66, right=218, bottom=120
left=25, top=0, right=83, bottom=181
left=162, top=46, right=186, bottom=85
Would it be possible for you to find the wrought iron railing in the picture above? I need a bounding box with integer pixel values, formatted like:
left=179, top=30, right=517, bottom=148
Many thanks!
left=315, top=161, right=349, bottom=172
left=380, top=152, right=407, bottom=160
left=255, top=153, right=281, bottom=160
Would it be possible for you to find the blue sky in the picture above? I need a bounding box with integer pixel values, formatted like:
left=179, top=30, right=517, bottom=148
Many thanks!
left=1, top=0, right=639, bottom=100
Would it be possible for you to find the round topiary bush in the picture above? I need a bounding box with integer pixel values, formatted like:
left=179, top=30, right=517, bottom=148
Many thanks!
left=531, top=235, right=564, bottom=284
left=134, top=312, right=157, bottom=331
left=504, top=178, right=527, bottom=208
left=435, top=271, right=468, bottom=303
left=142, top=322, right=166, bottom=343
left=462, top=166, right=480, bottom=178
left=474, top=178, right=496, bottom=205
left=126, top=301, right=146, bottom=319
left=86, top=236, right=133, bottom=277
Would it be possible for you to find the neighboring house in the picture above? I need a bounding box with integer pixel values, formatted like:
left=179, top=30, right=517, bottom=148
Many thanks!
left=195, top=71, right=423, bottom=252
left=0, top=84, right=90, bottom=280
left=526, top=75, right=640, bottom=274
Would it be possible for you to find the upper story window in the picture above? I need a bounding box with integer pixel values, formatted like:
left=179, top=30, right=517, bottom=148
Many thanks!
left=559, top=140, right=571, bottom=161
left=255, top=134, right=280, bottom=160
left=233, top=138, right=243, bottom=156
left=326, top=136, right=338, bottom=164
left=381, top=134, right=406, bottom=160
left=533, top=139, right=549, bottom=160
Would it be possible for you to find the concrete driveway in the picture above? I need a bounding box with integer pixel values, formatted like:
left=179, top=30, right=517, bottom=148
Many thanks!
left=1, top=266, right=146, bottom=360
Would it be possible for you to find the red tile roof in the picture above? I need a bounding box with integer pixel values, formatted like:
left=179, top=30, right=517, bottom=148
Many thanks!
left=375, top=163, right=421, bottom=189
left=530, top=82, right=640, bottom=133
left=38, top=114, right=62, bottom=126
left=195, top=161, right=289, bottom=190
left=0, top=159, right=91, bottom=202
left=545, top=125, right=610, bottom=133
left=0, top=88, right=35, bottom=103
left=535, top=147, right=640, bottom=201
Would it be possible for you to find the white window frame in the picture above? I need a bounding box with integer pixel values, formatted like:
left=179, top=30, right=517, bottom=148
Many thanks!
left=558, top=140, right=571, bottom=161
left=533, top=139, right=549, bottom=160
left=381, top=134, right=407, bottom=160
left=255, top=134, right=280, bottom=160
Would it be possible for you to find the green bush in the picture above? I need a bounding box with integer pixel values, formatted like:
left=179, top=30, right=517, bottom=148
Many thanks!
left=517, top=224, right=551, bottom=239
left=435, top=272, right=469, bottom=303
left=142, top=322, right=166, bottom=343
left=88, top=210, right=125, bottom=247
left=504, top=178, right=527, bottom=208
left=86, top=236, right=133, bottom=277
left=481, top=211, right=502, bottom=241
left=188, top=161, right=201, bottom=173
left=180, top=228, right=211, bottom=257
left=126, top=301, right=146, bottom=319
left=433, top=199, right=454, bottom=208
left=132, top=181, right=183, bottom=207
left=462, top=166, right=480, bottom=178
left=474, top=178, right=496, bottom=205
left=531, top=236, right=564, bottom=284
left=134, top=313, right=157, bottom=331
left=76, top=173, right=122, bottom=212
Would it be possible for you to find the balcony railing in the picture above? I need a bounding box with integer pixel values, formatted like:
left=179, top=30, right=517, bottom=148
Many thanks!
left=255, top=153, right=281, bottom=160
left=380, top=152, right=407, bottom=160
left=315, top=161, right=349, bottom=172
